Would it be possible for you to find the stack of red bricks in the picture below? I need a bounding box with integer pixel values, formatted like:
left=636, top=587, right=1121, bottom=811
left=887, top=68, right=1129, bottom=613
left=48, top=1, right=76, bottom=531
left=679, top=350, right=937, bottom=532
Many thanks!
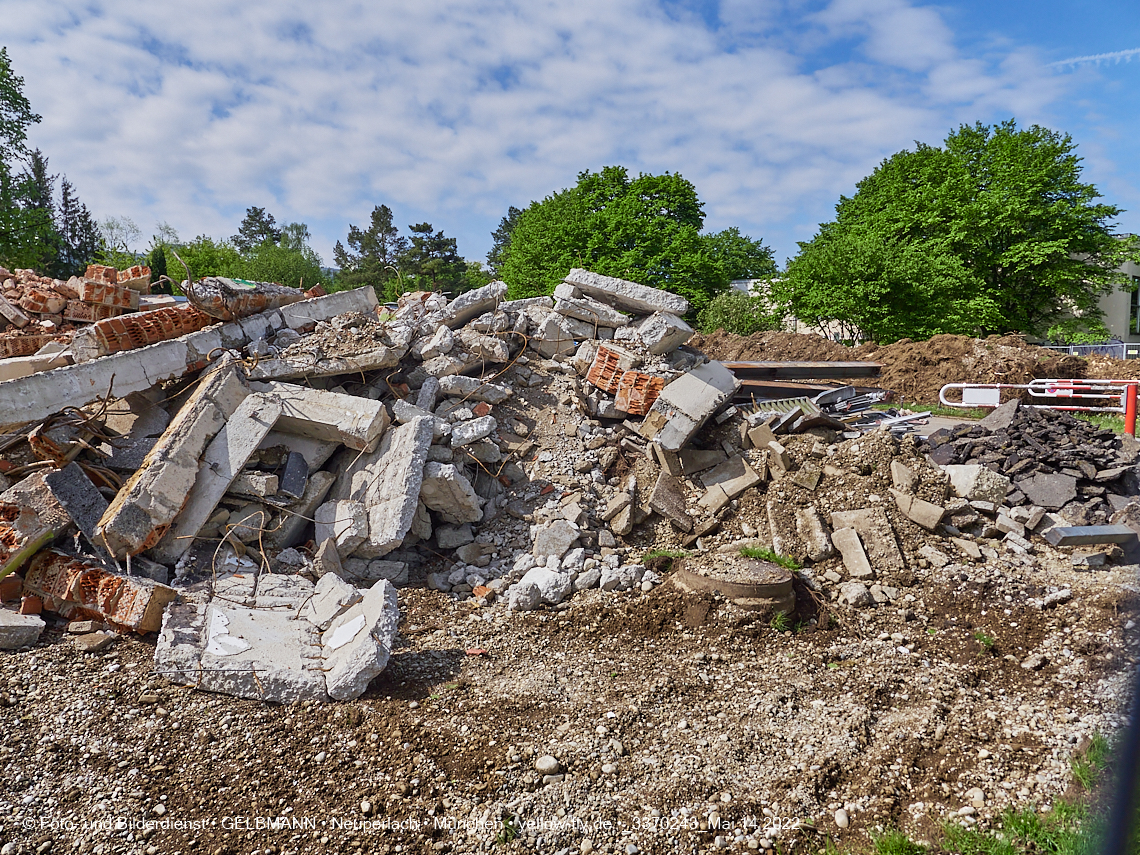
left=0, top=263, right=152, bottom=359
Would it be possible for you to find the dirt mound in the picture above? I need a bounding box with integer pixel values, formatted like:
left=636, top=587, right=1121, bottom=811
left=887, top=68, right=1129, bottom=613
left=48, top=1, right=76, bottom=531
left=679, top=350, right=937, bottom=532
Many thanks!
left=690, top=331, right=1097, bottom=403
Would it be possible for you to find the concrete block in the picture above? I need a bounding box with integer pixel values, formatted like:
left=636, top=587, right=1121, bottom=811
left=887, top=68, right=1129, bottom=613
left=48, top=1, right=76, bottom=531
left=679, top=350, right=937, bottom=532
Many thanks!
left=322, top=579, right=400, bottom=701
left=97, top=356, right=249, bottom=558
left=631, top=312, right=693, bottom=355
left=436, top=523, right=475, bottom=549
left=437, top=375, right=513, bottom=404
left=794, top=505, right=834, bottom=562
left=0, top=609, right=43, bottom=648
left=531, top=313, right=580, bottom=358
left=250, top=381, right=389, bottom=452
left=746, top=420, right=777, bottom=450
left=678, top=448, right=728, bottom=475
left=768, top=440, right=793, bottom=472
left=516, top=566, right=572, bottom=605
left=392, top=399, right=451, bottom=440
left=264, top=470, right=335, bottom=551
left=150, top=393, right=283, bottom=564
left=420, top=462, right=485, bottom=524
left=455, top=328, right=510, bottom=363
left=790, top=462, right=823, bottom=491
left=554, top=296, right=630, bottom=328
left=832, top=528, right=874, bottom=579
left=638, top=361, right=739, bottom=452
left=0, top=472, right=71, bottom=579
left=701, top=455, right=762, bottom=500
left=301, top=572, right=362, bottom=631
left=1044, top=524, right=1137, bottom=547
left=563, top=268, right=690, bottom=316
left=44, top=462, right=108, bottom=545
left=648, top=472, right=693, bottom=532
left=315, top=501, right=370, bottom=557
left=890, top=460, right=916, bottom=493
left=452, top=415, right=497, bottom=446
left=943, top=464, right=1011, bottom=505
left=442, top=281, right=508, bottom=329
left=229, top=470, right=279, bottom=498
left=830, top=507, right=905, bottom=570
left=415, top=325, right=454, bottom=360
left=532, top=519, right=579, bottom=559
left=889, top=488, right=945, bottom=531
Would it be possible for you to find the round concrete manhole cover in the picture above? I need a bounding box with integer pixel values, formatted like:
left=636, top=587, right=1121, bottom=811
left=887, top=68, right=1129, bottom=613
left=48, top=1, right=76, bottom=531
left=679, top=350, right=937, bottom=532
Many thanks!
left=672, top=555, right=795, bottom=614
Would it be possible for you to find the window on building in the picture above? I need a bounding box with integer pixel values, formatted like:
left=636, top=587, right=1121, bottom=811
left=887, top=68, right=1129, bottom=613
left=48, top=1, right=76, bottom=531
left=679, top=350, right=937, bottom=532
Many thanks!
left=1132, top=277, right=1140, bottom=334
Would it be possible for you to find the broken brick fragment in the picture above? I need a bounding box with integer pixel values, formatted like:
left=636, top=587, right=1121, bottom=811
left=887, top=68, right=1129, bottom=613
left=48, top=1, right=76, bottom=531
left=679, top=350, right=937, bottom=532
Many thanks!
left=614, top=371, right=664, bottom=416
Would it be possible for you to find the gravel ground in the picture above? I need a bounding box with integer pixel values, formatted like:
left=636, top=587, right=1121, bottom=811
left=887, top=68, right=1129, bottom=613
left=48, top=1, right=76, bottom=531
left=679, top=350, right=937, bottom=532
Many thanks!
left=0, top=550, right=1135, bottom=855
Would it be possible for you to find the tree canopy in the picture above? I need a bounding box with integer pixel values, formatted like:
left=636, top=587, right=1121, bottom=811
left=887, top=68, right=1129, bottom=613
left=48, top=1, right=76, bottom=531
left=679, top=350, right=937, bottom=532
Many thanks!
left=498, top=166, right=776, bottom=314
left=775, top=120, right=1138, bottom=343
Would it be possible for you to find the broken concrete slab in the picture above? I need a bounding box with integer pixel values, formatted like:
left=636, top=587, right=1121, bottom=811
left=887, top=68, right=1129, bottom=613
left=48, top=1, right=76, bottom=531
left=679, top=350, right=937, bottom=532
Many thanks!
left=229, top=470, right=279, bottom=499
left=677, top=448, right=728, bottom=476
left=250, top=381, right=389, bottom=452
left=638, top=360, right=739, bottom=452
left=436, top=523, right=475, bottom=549
left=702, top=455, right=762, bottom=501
left=0, top=472, right=71, bottom=579
left=442, top=280, right=508, bottom=329
left=347, top=417, right=435, bottom=557
left=631, top=312, right=693, bottom=355
left=2, top=286, right=380, bottom=432
left=419, top=463, right=485, bottom=525
left=392, top=399, right=452, bottom=441
left=44, top=462, right=108, bottom=546
left=315, top=501, right=370, bottom=558
left=790, top=462, right=823, bottom=491
left=1019, top=472, right=1078, bottom=510
left=555, top=296, right=630, bottom=328
left=830, top=507, right=905, bottom=570
left=531, top=313, right=581, bottom=359
left=301, top=572, right=362, bottom=632
left=832, top=528, right=874, bottom=579
left=767, top=440, right=793, bottom=472
left=0, top=610, right=44, bottom=649
left=890, top=460, right=916, bottom=494
left=452, top=415, right=497, bottom=446
left=943, top=464, right=1011, bottom=506
left=456, top=328, right=510, bottom=363
left=97, top=355, right=250, bottom=558
left=150, top=393, right=284, bottom=564
left=889, top=488, right=945, bottom=531
left=563, top=269, right=690, bottom=316
left=247, top=345, right=405, bottom=382
left=795, top=506, right=834, bottom=562
left=156, top=576, right=329, bottom=703
left=437, top=375, right=513, bottom=404
left=1043, top=524, right=1137, bottom=547
left=323, top=579, right=400, bottom=701
left=649, top=472, right=694, bottom=532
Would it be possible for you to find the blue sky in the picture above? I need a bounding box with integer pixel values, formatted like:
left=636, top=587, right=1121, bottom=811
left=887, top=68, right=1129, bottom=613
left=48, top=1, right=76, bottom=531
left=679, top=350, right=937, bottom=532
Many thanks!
left=4, top=0, right=1139, bottom=271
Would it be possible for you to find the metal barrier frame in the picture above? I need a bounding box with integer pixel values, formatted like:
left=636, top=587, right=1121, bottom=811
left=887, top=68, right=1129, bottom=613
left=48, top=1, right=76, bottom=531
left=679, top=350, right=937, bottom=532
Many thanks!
left=938, top=379, right=1139, bottom=435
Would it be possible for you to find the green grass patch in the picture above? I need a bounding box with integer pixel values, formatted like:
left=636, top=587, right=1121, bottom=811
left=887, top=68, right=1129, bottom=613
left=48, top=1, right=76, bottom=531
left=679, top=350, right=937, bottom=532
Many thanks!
left=973, top=630, right=996, bottom=649
left=1072, top=412, right=1126, bottom=434
left=739, top=545, right=801, bottom=570
left=770, top=611, right=791, bottom=632
left=643, top=548, right=689, bottom=561
left=1071, top=732, right=1111, bottom=790
left=871, top=828, right=928, bottom=855
left=872, top=401, right=990, bottom=419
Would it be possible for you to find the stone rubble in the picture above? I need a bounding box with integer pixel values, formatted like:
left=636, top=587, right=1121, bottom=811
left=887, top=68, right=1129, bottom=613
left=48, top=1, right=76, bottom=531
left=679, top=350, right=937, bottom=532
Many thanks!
left=0, top=269, right=1137, bottom=716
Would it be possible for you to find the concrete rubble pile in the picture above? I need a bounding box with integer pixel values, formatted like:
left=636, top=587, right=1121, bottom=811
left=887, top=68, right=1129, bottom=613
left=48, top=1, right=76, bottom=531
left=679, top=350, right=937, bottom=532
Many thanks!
left=1, top=269, right=1139, bottom=702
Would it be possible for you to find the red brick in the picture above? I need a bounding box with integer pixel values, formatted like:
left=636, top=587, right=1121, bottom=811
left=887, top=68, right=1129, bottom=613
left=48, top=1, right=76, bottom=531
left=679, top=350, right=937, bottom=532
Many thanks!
left=63, top=300, right=120, bottom=323
left=84, top=264, right=118, bottom=284
left=614, top=371, right=665, bottom=416
left=78, top=279, right=137, bottom=310
left=0, top=573, right=22, bottom=602
left=19, top=595, right=42, bottom=615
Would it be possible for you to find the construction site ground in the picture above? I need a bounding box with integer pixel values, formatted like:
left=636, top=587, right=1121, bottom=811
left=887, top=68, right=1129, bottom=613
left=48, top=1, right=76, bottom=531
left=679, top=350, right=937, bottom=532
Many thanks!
left=2, top=325, right=1138, bottom=855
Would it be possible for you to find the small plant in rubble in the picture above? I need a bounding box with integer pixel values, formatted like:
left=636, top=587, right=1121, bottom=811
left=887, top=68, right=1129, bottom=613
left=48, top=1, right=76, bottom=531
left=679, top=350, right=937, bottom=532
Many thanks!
left=739, top=545, right=801, bottom=571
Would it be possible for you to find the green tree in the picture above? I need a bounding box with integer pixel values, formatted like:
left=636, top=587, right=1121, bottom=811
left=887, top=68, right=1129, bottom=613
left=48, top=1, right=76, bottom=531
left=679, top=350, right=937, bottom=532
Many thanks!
left=240, top=222, right=324, bottom=289
left=697, top=290, right=784, bottom=335
left=54, top=177, right=100, bottom=278
left=333, top=204, right=409, bottom=297
left=487, top=205, right=521, bottom=274
left=398, top=222, right=466, bottom=292
left=777, top=121, right=1137, bottom=343
left=172, top=235, right=242, bottom=282
left=0, top=47, right=47, bottom=269
left=232, top=206, right=281, bottom=252
left=500, top=166, right=773, bottom=313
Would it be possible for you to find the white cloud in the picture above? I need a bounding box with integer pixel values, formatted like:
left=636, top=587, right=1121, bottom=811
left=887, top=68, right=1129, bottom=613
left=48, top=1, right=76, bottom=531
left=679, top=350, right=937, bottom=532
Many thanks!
left=3, top=0, right=1072, bottom=266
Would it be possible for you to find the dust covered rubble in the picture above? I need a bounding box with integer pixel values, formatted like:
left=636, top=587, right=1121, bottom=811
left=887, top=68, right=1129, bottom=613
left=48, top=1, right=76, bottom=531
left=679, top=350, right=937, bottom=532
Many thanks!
left=0, top=269, right=730, bottom=700
left=0, top=272, right=1139, bottom=853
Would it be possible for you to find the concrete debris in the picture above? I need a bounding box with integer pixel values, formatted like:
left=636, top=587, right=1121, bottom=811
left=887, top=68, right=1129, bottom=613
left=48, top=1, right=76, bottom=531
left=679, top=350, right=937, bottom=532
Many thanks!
left=2, top=264, right=1139, bottom=707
